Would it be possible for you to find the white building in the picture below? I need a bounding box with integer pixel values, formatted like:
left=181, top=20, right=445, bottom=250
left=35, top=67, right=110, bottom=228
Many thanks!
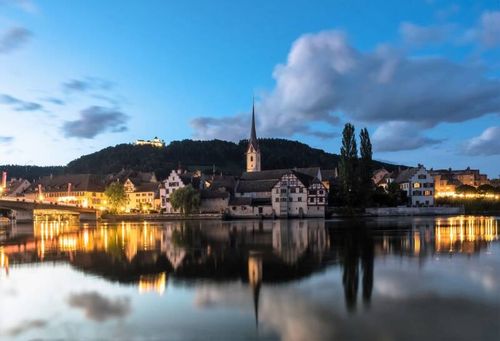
left=395, top=165, right=435, bottom=207
left=134, top=137, right=165, bottom=148
left=159, top=169, right=203, bottom=213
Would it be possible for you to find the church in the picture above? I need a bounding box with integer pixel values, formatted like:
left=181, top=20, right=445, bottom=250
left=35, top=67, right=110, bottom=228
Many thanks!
left=228, top=103, right=334, bottom=219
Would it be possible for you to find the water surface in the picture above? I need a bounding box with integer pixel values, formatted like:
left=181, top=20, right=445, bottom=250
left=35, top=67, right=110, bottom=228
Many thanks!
left=0, top=216, right=499, bottom=340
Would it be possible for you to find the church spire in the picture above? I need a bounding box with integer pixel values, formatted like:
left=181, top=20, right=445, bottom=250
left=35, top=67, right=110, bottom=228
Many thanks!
left=249, top=99, right=259, bottom=151
left=246, top=99, right=261, bottom=172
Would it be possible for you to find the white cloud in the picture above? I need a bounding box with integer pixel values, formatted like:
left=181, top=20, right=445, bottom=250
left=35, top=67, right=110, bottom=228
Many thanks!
left=479, top=11, right=500, bottom=47
left=191, top=29, right=500, bottom=149
left=399, top=22, right=453, bottom=45
left=372, top=121, right=442, bottom=152
left=463, top=126, right=500, bottom=156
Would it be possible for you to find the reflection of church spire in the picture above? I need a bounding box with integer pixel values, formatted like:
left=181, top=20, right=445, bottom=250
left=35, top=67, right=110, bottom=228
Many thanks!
left=248, top=252, right=262, bottom=329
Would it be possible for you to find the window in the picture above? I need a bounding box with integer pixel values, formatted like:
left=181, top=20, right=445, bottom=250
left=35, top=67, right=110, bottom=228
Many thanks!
left=319, top=198, right=324, bottom=203
left=281, top=189, right=287, bottom=194
left=413, top=183, right=421, bottom=188
left=319, top=190, right=324, bottom=195
left=275, top=198, right=279, bottom=202
left=250, top=156, right=253, bottom=162
left=299, top=188, right=303, bottom=193
left=275, top=188, right=279, bottom=194
left=290, top=188, right=296, bottom=193
left=298, top=197, right=302, bottom=202
left=309, top=190, right=316, bottom=195
left=418, top=174, right=426, bottom=179
left=289, top=197, right=293, bottom=202
left=309, top=198, right=315, bottom=203
left=281, top=198, right=286, bottom=202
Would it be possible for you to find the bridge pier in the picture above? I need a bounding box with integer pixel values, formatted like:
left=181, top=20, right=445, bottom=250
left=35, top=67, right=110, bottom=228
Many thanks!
left=11, top=209, right=34, bottom=223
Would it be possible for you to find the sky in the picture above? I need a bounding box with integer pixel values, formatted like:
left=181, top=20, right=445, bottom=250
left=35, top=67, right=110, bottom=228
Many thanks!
left=0, top=0, right=499, bottom=177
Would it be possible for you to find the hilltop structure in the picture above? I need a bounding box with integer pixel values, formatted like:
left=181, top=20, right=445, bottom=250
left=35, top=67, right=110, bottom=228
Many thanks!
left=134, top=137, right=165, bottom=148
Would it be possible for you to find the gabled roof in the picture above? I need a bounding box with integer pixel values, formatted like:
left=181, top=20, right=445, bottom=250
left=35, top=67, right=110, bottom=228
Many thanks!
left=394, top=168, right=418, bottom=183
left=236, top=179, right=278, bottom=193
left=200, top=189, right=229, bottom=199
left=28, top=174, right=106, bottom=193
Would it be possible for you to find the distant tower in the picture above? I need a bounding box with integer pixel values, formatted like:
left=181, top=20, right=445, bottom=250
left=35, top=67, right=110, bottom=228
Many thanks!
left=246, top=101, right=261, bottom=172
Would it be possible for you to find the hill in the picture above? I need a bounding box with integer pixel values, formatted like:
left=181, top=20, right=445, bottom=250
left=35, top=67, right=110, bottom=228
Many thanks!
left=2, top=138, right=403, bottom=180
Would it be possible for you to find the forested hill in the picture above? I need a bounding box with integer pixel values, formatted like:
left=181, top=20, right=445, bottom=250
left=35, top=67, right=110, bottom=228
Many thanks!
left=2, top=139, right=404, bottom=180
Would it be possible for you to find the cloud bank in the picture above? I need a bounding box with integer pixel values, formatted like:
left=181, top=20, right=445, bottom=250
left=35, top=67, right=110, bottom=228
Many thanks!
left=67, top=291, right=131, bottom=322
left=0, top=26, right=32, bottom=53
left=463, top=126, right=500, bottom=156
left=0, top=94, right=43, bottom=111
left=191, top=28, right=500, bottom=151
left=62, top=106, right=128, bottom=138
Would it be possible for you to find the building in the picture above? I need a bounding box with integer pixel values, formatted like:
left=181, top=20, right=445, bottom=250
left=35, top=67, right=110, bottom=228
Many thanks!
left=25, top=174, right=107, bottom=209
left=134, top=137, right=165, bottom=148
left=430, top=167, right=490, bottom=196
left=246, top=102, right=261, bottom=173
left=0, top=174, right=30, bottom=197
left=159, top=168, right=204, bottom=213
left=231, top=168, right=328, bottom=218
left=394, top=165, right=434, bottom=207
left=372, top=168, right=391, bottom=189
left=108, top=170, right=160, bottom=212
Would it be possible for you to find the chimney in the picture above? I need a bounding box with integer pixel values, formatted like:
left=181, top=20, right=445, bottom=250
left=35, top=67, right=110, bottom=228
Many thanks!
left=1, top=171, right=6, bottom=189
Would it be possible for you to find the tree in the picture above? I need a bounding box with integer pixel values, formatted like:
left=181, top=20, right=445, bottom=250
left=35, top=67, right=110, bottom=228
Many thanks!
left=477, top=184, right=495, bottom=194
left=359, top=128, right=373, bottom=206
left=456, top=184, right=477, bottom=194
left=339, top=123, right=359, bottom=207
left=170, top=185, right=201, bottom=215
left=104, top=181, right=127, bottom=213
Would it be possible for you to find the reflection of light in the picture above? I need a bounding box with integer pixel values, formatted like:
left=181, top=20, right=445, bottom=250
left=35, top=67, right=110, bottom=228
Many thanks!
left=138, top=272, right=166, bottom=295
left=0, top=247, right=9, bottom=276
left=435, top=217, right=498, bottom=253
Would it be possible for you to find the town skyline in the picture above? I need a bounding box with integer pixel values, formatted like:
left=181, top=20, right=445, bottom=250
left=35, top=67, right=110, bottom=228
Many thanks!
left=0, top=0, right=499, bottom=177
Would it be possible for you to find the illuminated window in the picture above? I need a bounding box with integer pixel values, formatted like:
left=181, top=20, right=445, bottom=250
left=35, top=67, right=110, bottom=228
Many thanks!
left=413, top=183, right=421, bottom=188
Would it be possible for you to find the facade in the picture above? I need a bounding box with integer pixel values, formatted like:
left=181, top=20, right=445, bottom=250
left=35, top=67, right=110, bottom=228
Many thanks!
left=430, top=167, right=490, bottom=196
left=246, top=103, right=261, bottom=173
left=395, top=165, right=435, bottom=207
left=122, top=178, right=159, bottom=212
left=160, top=169, right=203, bottom=213
left=24, top=174, right=107, bottom=209
left=134, top=137, right=165, bottom=148
left=232, top=168, right=328, bottom=218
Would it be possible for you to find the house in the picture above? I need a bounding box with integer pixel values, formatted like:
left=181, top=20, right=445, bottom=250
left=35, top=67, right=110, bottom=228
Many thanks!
left=430, top=167, right=490, bottom=196
left=372, top=168, right=391, bottom=189
left=25, top=174, right=107, bottom=209
left=394, top=165, right=434, bottom=207
left=159, top=168, right=204, bottom=213
left=108, top=170, right=160, bottom=212
left=4, top=178, right=31, bottom=197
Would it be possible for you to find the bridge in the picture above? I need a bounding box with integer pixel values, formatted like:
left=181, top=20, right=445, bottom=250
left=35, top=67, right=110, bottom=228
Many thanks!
left=0, top=198, right=100, bottom=222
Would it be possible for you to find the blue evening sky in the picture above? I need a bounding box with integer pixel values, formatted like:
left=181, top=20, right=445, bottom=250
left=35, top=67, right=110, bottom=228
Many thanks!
left=0, top=0, right=499, bottom=176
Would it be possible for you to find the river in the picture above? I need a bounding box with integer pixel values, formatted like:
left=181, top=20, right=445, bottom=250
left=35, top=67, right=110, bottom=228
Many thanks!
left=0, top=216, right=499, bottom=340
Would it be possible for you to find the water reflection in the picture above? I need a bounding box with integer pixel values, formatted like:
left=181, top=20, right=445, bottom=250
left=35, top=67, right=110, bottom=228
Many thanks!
left=0, top=216, right=499, bottom=340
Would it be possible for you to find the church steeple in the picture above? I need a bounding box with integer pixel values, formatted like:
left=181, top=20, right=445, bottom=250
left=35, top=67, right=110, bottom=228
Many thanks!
left=246, top=100, right=261, bottom=172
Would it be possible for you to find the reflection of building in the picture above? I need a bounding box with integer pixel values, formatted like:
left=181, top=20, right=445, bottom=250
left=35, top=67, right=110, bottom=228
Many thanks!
left=139, top=272, right=167, bottom=295
left=248, top=252, right=262, bottom=327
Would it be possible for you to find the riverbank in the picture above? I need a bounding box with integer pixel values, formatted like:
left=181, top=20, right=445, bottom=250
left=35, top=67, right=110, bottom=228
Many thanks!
left=365, top=206, right=464, bottom=217
left=102, top=213, right=223, bottom=222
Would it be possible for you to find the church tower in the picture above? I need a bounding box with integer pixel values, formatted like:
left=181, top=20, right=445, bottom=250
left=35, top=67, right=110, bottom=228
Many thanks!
left=246, top=102, right=261, bottom=172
